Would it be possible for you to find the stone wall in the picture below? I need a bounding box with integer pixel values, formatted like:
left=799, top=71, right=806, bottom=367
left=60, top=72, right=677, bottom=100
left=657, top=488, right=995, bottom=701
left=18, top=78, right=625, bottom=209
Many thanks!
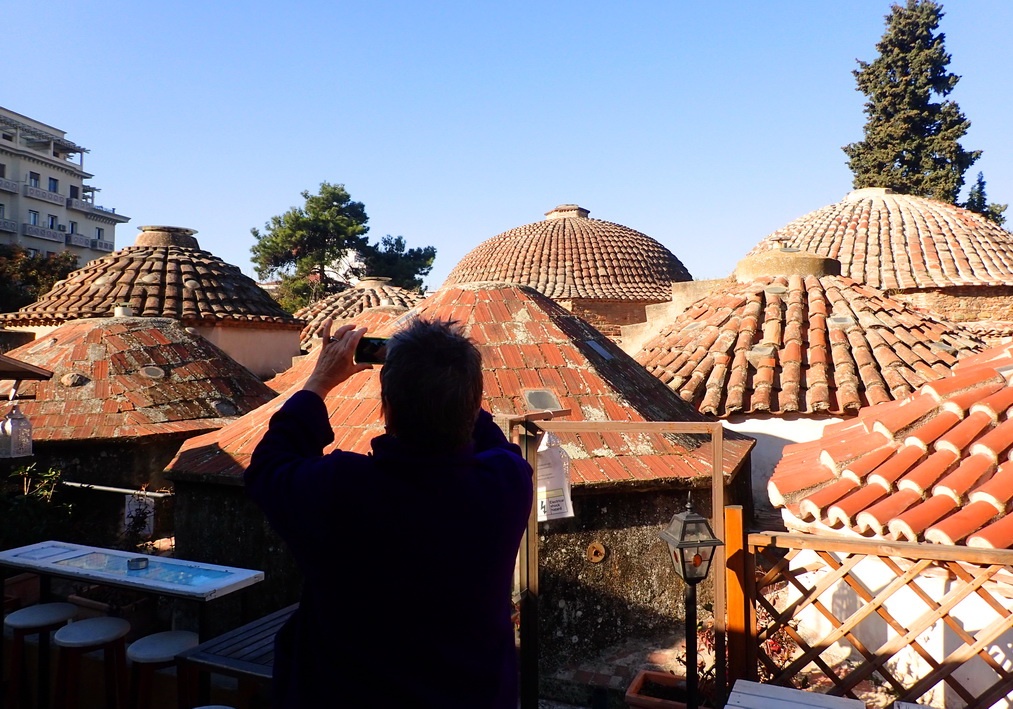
left=563, top=299, right=655, bottom=339
left=896, top=286, right=1013, bottom=327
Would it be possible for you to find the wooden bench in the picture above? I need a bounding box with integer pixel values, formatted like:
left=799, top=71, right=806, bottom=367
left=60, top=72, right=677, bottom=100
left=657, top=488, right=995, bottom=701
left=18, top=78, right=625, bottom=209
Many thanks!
left=177, top=603, right=297, bottom=707
left=728, top=680, right=866, bottom=708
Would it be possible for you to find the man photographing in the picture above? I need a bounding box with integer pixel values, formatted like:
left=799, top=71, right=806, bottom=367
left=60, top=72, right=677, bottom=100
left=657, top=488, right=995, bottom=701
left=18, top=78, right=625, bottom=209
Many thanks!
left=246, top=317, right=534, bottom=708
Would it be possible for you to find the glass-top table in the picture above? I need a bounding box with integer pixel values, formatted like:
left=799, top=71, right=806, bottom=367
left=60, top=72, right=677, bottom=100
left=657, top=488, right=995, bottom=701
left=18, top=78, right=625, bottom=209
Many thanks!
left=0, top=541, right=263, bottom=601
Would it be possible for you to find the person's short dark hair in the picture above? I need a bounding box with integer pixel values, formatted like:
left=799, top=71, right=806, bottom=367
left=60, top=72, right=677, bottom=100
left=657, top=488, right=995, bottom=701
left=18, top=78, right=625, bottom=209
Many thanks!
left=380, top=318, right=483, bottom=452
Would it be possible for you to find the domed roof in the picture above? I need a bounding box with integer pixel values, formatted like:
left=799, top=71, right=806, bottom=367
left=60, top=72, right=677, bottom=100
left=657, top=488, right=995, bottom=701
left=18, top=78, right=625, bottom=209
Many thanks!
left=169, top=282, right=753, bottom=487
left=293, top=277, right=424, bottom=350
left=748, top=188, right=1013, bottom=290
left=0, top=317, right=276, bottom=442
left=2, top=226, right=301, bottom=329
left=443, top=205, right=691, bottom=300
left=635, top=250, right=984, bottom=417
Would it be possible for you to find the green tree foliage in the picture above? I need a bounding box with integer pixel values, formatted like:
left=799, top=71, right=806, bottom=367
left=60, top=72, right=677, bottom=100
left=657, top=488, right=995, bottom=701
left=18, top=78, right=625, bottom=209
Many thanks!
left=0, top=245, right=78, bottom=313
left=250, top=182, right=370, bottom=310
left=843, top=0, right=980, bottom=203
left=962, top=172, right=1007, bottom=226
left=359, top=235, right=437, bottom=293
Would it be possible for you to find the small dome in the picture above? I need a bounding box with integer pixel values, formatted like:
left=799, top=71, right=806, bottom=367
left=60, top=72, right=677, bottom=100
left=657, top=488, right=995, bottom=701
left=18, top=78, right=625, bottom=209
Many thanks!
left=749, top=189, right=1013, bottom=290
left=293, top=278, right=425, bottom=350
left=443, top=205, right=691, bottom=301
left=2, top=226, right=301, bottom=329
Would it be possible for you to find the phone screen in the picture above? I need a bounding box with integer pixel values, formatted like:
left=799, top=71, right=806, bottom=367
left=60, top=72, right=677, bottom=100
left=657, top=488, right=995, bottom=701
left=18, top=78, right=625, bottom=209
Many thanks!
left=354, top=336, right=389, bottom=364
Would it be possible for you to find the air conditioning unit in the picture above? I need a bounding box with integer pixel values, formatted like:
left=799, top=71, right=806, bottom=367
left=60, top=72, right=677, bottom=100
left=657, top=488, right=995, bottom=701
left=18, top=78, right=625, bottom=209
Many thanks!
left=57, top=224, right=67, bottom=232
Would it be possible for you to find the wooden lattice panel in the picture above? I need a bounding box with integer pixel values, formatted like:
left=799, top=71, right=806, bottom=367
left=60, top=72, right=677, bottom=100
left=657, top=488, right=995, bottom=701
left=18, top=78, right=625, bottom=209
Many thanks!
left=746, top=533, right=1013, bottom=708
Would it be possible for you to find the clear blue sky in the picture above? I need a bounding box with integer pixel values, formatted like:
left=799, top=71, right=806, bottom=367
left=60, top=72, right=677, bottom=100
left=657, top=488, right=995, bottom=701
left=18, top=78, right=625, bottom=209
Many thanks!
left=7, top=1, right=1012, bottom=290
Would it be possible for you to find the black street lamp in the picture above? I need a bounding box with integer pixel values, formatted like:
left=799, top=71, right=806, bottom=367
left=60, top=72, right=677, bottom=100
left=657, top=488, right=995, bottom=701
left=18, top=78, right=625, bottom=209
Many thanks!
left=659, top=499, right=723, bottom=709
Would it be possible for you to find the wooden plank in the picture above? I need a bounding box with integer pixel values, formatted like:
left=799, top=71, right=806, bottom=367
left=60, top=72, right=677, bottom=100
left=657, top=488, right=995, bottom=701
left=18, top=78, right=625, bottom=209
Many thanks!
left=726, top=506, right=753, bottom=684
left=727, top=680, right=863, bottom=708
left=748, top=531, right=1013, bottom=566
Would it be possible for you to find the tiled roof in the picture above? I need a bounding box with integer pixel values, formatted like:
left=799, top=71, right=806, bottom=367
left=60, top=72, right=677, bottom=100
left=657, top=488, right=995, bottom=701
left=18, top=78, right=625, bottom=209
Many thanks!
left=748, top=188, right=1013, bottom=291
left=635, top=252, right=984, bottom=417
left=293, top=278, right=424, bottom=350
left=1, top=226, right=301, bottom=329
left=442, top=205, right=691, bottom=301
left=265, top=306, right=409, bottom=393
left=768, top=343, right=1013, bottom=548
left=168, top=282, right=753, bottom=488
left=0, top=317, right=276, bottom=442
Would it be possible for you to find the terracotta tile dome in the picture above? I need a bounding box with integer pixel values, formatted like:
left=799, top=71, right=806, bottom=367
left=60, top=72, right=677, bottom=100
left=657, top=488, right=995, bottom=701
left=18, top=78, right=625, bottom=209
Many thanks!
left=0, top=316, right=276, bottom=442
left=748, top=188, right=1013, bottom=291
left=635, top=250, right=985, bottom=417
left=1, top=226, right=301, bottom=329
left=293, top=277, right=425, bottom=350
left=442, top=205, right=691, bottom=301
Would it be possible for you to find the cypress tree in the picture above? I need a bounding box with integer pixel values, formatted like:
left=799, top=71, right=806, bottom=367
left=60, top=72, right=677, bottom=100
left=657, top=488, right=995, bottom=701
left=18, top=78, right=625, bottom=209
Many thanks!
left=963, top=172, right=1007, bottom=226
left=843, top=0, right=980, bottom=203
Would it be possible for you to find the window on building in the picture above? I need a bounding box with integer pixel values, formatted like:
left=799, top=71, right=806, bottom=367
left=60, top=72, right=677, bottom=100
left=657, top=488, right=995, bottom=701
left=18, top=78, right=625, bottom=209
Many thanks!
left=69, top=185, right=79, bottom=199
left=26, top=248, right=39, bottom=257
left=69, top=220, right=77, bottom=234
left=47, top=214, right=58, bottom=229
left=0, top=204, right=5, bottom=219
left=48, top=177, right=59, bottom=193
left=95, top=227, right=104, bottom=240
left=28, top=172, right=40, bottom=188
left=1, top=134, right=12, bottom=142
left=0, top=163, right=5, bottom=178
left=28, top=210, right=39, bottom=226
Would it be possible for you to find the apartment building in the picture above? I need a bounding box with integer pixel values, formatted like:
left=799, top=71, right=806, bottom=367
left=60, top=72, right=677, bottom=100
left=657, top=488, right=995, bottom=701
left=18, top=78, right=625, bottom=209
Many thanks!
left=0, top=106, right=129, bottom=265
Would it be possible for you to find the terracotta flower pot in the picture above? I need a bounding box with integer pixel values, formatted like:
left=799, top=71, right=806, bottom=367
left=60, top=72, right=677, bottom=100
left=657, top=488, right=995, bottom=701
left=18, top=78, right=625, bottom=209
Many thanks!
left=625, top=669, right=691, bottom=709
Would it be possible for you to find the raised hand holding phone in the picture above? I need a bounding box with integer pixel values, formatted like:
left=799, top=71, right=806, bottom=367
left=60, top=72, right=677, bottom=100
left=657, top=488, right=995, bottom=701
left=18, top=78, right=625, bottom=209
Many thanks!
left=302, top=319, right=373, bottom=398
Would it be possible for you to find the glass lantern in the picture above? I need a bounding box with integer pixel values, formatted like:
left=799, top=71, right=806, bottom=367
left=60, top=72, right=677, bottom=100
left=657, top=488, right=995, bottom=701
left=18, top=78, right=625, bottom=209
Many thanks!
left=0, top=402, right=33, bottom=458
left=659, top=500, right=722, bottom=585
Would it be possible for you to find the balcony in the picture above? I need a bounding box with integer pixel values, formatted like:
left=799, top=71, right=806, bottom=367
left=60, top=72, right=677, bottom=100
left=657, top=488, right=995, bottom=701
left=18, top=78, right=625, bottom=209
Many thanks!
left=22, top=223, right=63, bottom=242
left=92, top=239, right=115, bottom=252
left=66, top=233, right=91, bottom=248
left=23, top=185, right=65, bottom=206
left=0, top=178, right=17, bottom=193
left=0, top=218, right=16, bottom=233
left=67, top=197, right=130, bottom=223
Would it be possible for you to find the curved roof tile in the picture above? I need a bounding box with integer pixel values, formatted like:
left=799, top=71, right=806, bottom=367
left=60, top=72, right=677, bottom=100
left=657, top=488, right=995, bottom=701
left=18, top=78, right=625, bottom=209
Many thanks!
left=2, top=226, right=302, bottom=329
left=168, top=282, right=752, bottom=488
left=768, top=343, right=1013, bottom=547
left=636, top=264, right=984, bottom=417
left=748, top=188, right=1013, bottom=291
left=293, top=278, right=424, bottom=350
left=443, top=205, right=691, bottom=301
left=0, top=317, right=276, bottom=442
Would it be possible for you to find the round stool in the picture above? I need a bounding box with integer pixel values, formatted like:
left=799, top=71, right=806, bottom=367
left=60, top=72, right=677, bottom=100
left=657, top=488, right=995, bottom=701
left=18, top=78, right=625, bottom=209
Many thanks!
left=4, top=602, right=77, bottom=708
left=53, top=616, right=131, bottom=709
left=126, top=630, right=198, bottom=709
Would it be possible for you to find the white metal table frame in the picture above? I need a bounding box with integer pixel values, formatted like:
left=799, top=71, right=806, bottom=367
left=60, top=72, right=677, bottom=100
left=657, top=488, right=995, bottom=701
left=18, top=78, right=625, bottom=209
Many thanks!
left=0, top=540, right=264, bottom=709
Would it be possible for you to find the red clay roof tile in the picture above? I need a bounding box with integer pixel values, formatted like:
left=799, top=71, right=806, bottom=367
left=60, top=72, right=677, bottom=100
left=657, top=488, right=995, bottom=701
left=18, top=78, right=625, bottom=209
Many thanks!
left=771, top=345, right=1013, bottom=547
left=0, top=317, right=275, bottom=442
left=168, top=284, right=753, bottom=488
left=636, top=271, right=982, bottom=417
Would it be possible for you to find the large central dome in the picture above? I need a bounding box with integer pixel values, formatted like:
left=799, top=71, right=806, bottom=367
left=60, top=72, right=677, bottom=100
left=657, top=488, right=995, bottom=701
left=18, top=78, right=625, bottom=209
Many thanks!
left=443, top=205, right=691, bottom=301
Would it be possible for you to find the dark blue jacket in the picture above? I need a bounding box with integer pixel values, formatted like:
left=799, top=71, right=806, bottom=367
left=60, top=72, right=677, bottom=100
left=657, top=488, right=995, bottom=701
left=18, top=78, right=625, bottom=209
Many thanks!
left=246, top=390, right=533, bottom=708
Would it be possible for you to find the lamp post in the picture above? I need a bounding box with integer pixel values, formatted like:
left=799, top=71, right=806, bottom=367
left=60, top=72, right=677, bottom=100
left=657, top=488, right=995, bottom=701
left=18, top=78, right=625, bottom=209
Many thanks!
left=659, top=498, right=723, bottom=709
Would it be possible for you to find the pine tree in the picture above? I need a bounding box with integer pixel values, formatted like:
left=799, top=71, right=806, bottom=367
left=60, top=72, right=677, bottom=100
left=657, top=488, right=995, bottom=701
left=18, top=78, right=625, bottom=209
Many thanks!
left=963, top=172, right=1007, bottom=226
left=843, top=0, right=980, bottom=203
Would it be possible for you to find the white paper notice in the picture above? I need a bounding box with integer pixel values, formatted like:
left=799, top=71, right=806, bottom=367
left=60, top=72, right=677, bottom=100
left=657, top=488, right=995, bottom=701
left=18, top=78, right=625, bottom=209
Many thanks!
left=537, top=432, right=574, bottom=521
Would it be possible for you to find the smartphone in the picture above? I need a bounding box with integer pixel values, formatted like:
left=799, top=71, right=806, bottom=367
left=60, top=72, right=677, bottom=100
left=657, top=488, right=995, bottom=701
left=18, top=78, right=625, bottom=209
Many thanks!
left=354, top=336, right=389, bottom=365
